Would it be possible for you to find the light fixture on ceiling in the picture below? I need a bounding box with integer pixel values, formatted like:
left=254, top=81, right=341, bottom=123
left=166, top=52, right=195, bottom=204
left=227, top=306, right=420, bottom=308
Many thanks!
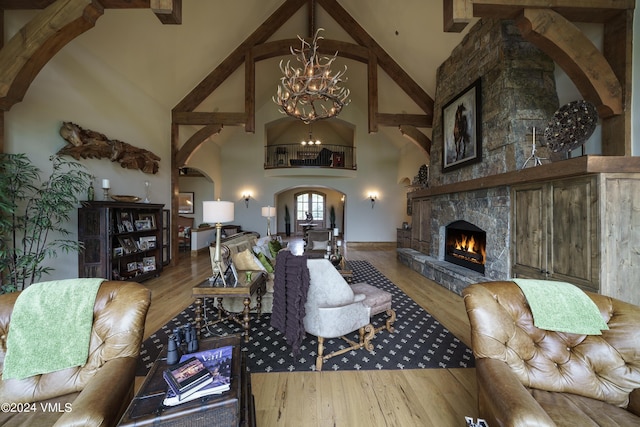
left=273, top=28, right=350, bottom=124
left=300, top=124, right=321, bottom=145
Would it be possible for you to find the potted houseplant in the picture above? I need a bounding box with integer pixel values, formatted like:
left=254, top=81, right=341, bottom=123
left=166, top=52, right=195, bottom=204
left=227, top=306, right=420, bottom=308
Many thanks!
left=0, top=154, right=91, bottom=293
left=284, top=204, right=291, bottom=237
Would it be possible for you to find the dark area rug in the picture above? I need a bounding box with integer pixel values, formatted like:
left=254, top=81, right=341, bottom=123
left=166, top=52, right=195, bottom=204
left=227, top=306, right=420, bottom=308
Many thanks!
left=136, top=260, right=474, bottom=375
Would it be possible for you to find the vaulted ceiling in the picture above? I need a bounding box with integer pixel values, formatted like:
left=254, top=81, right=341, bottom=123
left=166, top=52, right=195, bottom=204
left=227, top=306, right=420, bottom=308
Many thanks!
left=0, top=0, right=633, bottom=157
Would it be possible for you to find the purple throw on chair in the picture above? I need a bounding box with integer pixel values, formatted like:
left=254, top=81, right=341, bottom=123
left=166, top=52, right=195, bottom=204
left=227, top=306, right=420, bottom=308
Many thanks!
left=270, top=251, right=310, bottom=356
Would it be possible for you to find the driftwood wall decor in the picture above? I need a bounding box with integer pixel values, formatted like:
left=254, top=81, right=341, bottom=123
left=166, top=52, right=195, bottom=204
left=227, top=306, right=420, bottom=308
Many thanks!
left=57, top=122, right=161, bottom=174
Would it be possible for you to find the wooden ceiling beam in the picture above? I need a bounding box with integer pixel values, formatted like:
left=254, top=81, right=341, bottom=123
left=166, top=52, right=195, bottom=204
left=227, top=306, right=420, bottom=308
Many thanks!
left=516, top=8, right=623, bottom=118
left=317, top=0, right=434, bottom=119
left=173, top=0, right=307, bottom=113
left=176, top=124, right=223, bottom=167
left=150, top=0, right=181, bottom=25
left=399, top=125, right=431, bottom=155
left=0, top=0, right=151, bottom=9
left=0, top=0, right=104, bottom=111
left=245, top=49, right=255, bottom=133
left=172, top=111, right=247, bottom=126
left=377, top=113, right=431, bottom=128
left=444, top=0, right=634, bottom=32
left=368, top=54, right=378, bottom=133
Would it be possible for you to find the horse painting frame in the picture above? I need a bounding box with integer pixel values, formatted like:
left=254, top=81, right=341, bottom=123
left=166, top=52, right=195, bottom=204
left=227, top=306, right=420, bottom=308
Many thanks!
left=442, top=78, right=482, bottom=172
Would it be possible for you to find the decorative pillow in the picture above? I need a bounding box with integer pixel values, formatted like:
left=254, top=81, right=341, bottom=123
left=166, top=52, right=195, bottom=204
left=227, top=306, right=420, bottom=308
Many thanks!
left=254, top=251, right=274, bottom=273
left=268, top=239, right=283, bottom=258
left=311, top=240, right=329, bottom=250
left=232, top=248, right=265, bottom=271
left=253, top=244, right=273, bottom=262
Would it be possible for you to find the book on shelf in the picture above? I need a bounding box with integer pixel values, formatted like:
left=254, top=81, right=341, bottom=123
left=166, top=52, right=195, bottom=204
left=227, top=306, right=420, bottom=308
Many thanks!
left=162, top=356, right=213, bottom=401
left=162, top=344, right=234, bottom=407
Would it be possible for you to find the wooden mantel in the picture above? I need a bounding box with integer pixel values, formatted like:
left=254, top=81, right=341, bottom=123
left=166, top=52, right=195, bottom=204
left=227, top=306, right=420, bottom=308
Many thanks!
left=410, top=156, right=640, bottom=199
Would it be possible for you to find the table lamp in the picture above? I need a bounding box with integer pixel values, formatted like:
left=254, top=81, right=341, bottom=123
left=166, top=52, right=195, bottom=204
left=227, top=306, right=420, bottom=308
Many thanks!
left=261, top=206, right=276, bottom=237
left=203, top=200, right=234, bottom=286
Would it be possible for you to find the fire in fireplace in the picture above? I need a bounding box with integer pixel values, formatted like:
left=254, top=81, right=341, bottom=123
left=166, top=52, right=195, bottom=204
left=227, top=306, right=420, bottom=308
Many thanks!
left=444, top=220, right=486, bottom=274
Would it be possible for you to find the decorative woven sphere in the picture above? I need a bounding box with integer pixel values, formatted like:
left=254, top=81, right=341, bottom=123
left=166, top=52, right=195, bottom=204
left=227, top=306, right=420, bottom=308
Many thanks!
left=544, top=100, right=598, bottom=153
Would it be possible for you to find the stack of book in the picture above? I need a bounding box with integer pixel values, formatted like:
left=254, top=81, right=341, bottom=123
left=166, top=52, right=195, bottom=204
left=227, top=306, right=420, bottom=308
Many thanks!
left=162, top=345, right=233, bottom=406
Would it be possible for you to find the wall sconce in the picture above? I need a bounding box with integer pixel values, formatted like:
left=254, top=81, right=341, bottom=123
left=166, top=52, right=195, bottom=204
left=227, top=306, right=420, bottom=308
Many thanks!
left=369, top=192, right=378, bottom=209
left=242, top=192, right=252, bottom=208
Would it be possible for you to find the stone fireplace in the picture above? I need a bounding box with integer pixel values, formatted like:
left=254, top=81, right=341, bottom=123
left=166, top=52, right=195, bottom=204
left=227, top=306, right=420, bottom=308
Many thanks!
left=444, top=221, right=486, bottom=274
left=397, top=18, right=560, bottom=294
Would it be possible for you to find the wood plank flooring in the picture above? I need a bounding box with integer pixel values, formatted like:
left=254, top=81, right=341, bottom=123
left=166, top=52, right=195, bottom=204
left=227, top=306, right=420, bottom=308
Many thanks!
left=137, top=239, right=478, bottom=426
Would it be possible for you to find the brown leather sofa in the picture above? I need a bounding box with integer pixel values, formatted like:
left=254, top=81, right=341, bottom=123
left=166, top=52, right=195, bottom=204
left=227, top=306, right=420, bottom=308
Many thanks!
left=0, top=280, right=151, bottom=427
left=463, top=281, right=640, bottom=426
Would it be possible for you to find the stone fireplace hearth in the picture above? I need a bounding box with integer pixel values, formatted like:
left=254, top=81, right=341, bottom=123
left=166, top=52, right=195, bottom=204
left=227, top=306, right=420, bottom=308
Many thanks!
left=398, top=18, right=558, bottom=294
left=398, top=19, right=640, bottom=306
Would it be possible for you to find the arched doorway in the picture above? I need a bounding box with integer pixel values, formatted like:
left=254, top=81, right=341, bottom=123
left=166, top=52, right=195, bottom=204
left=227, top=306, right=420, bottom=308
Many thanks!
left=275, top=186, right=346, bottom=239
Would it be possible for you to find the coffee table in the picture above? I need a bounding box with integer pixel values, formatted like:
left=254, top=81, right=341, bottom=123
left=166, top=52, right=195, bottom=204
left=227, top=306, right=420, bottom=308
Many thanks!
left=117, top=335, right=255, bottom=427
left=192, top=270, right=266, bottom=342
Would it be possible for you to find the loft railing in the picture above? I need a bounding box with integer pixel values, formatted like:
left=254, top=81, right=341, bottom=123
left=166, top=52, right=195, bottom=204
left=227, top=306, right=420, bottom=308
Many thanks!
left=264, top=144, right=357, bottom=170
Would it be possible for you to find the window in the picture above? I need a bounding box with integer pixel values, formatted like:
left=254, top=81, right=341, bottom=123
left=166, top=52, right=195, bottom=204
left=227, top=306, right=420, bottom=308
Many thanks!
left=295, top=192, right=325, bottom=221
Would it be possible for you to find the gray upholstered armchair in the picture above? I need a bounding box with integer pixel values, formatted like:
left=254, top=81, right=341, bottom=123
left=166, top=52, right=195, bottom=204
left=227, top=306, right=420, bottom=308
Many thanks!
left=303, top=259, right=394, bottom=370
left=304, top=230, right=333, bottom=258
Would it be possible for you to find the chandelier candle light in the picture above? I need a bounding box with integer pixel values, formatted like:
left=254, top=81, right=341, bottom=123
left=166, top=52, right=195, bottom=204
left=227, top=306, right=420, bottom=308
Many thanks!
left=203, top=200, right=234, bottom=286
left=273, top=28, right=350, bottom=124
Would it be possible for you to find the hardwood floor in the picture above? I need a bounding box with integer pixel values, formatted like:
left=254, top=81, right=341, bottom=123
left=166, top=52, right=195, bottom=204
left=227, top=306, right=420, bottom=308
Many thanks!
left=137, top=238, right=478, bottom=426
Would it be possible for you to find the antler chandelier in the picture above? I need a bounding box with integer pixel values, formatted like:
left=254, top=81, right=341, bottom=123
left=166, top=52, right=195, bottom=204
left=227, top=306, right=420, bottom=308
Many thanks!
left=273, top=28, right=350, bottom=124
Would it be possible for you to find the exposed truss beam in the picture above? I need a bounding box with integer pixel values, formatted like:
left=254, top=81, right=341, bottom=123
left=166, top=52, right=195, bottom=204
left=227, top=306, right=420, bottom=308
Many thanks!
left=176, top=124, right=223, bottom=167
left=399, top=125, right=431, bottom=155
left=443, top=0, right=634, bottom=32
left=517, top=8, right=623, bottom=118
left=173, top=0, right=308, bottom=113
left=317, top=0, right=434, bottom=118
left=0, top=0, right=104, bottom=111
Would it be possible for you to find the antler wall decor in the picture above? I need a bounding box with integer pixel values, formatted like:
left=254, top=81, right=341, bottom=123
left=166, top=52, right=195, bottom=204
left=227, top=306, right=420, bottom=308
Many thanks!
left=57, top=122, right=161, bottom=174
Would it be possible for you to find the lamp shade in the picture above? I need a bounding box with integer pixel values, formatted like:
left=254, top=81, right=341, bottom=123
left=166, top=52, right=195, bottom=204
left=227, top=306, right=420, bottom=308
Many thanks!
left=203, top=201, right=234, bottom=223
left=261, top=206, right=276, bottom=218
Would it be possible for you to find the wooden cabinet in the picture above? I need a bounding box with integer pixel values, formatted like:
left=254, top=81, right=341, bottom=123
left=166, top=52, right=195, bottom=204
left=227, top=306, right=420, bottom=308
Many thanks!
left=78, top=201, right=164, bottom=282
left=410, top=198, right=431, bottom=253
left=512, top=176, right=599, bottom=292
left=397, top=228, right=411, bottom=248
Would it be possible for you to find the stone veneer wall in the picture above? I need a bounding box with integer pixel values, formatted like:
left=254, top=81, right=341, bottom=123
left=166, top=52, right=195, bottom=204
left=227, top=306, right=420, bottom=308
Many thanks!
left=403, top=19, right=562, bottom=290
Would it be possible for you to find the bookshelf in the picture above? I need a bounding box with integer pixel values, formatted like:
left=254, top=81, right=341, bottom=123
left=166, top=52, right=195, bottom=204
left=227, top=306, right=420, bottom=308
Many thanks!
left=78, top=201, right=164, bottom=282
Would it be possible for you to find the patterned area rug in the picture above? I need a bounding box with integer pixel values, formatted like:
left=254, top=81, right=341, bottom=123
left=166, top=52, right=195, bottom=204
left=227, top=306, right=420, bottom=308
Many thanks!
left=136, top=260, right=474, bottom=375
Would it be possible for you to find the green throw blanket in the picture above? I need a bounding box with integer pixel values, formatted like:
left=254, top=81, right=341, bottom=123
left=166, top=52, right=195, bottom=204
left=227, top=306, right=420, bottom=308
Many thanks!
left=3, top=278, right=104, bottom=380
left=513, top=279, right=609, bottom=335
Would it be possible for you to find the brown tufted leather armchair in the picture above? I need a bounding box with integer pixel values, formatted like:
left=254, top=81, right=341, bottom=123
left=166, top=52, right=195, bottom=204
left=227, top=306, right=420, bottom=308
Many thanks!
left=463, top=281, right=640, bottom=427
left=0, top=281, right=151, bottom=427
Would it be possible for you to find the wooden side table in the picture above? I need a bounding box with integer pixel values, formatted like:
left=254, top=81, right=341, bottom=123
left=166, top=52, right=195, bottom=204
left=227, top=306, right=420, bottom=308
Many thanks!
left=192, top=271, right=266, bottom=342
left=117, top=335, right=255, bottom=427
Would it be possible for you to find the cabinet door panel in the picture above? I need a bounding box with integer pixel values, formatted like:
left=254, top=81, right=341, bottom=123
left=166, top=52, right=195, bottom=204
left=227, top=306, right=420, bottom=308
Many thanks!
left=512, top=186, right=545, bottom=278
left=550, top=177, right=598, bottom=290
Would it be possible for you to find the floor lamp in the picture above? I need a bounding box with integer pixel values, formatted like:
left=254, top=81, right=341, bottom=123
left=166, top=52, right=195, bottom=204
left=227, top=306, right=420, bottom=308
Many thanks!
left=261, top=206, right=276, bottom=237
left=203, top=200, right=234, bottom=286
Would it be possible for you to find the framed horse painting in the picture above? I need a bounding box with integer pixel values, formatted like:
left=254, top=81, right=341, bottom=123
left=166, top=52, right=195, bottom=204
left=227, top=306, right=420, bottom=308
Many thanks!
left=442, top=78, right=482, bottom=172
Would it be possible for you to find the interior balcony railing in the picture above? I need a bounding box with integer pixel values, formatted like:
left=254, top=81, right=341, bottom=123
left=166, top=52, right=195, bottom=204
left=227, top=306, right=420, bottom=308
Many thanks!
left=264, top=144, right=357, bottom=170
